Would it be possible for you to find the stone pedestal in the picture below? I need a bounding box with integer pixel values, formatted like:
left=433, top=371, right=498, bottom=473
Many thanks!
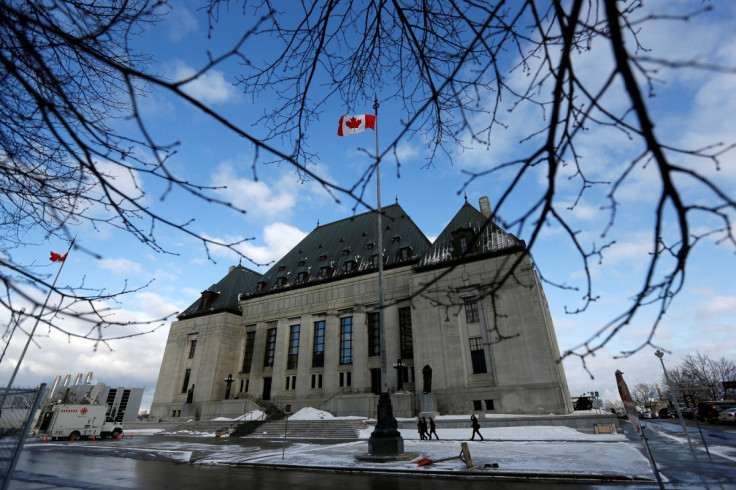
left=180, top=403, right=197, bottom=419
left=419, top=392, right=439, bottom=418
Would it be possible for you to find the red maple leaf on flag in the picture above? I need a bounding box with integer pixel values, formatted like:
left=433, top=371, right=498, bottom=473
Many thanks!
left=346, top=117, right=364, bottom=129
left=50, top=251, right=67, bottom=262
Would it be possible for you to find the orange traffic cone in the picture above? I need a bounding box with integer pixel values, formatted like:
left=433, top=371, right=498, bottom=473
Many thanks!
left=92, top=435, right=96, bottom=441
left=43, top=437, right=47, bottom=443
left=130, top=433, right=133, bottom=438
left=70, top=435, right=75, bottom=442
left=116, top=433, right=120, bottom=440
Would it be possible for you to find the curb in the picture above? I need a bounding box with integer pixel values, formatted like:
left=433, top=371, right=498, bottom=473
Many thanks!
left=224, top=461, right=657, bottom=484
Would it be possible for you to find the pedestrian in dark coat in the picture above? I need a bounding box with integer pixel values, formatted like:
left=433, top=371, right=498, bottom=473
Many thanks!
left=417, top=416, right=426, bottom=440
left=421, top=417, right=429, bottom=440
left=470, top=414, right=484, bottom=441
left=428, top=417, right=439, bottom=440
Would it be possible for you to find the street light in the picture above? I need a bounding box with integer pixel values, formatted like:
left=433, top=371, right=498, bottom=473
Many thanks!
left=654, top=350, right=695, bottom=452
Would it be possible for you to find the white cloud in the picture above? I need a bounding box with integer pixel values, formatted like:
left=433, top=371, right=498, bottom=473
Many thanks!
left=169, top=61, right=236, bottom=104
left=203, top=221, right=308, bottom=270
left=98, top=257, right=143, bottom=276
left=697, top=295, right=736, bottom=320
left=211, top=163, right=297, bottom=217
left=166, top=4, right=199, bottom=42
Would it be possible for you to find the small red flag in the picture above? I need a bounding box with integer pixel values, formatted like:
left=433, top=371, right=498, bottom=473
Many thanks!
left=50, top=251, right=68, bottom=262
left=338, top=114, right=376, bottom=136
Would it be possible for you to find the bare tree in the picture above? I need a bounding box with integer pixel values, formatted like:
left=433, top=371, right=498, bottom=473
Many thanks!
left=668, top=352, right=736, bottom=401
left=1, top=0, right=734, bottom=361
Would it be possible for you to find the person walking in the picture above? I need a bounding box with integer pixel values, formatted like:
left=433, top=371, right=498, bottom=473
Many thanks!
left=417, top=416, right=426, bottom=440
left=470, top=414, right=484, bottom=441
left=428, top=417, right=439, bottom=440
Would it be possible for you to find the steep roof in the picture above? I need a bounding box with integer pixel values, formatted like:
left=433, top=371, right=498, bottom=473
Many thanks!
left=245, top=203, right=431, bottom=297
left=178, top=265, right=262, bottom=320
left=416, top=200, right=524, bottom=270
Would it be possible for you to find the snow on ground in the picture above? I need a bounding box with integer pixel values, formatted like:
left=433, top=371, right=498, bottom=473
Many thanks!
left=193, top=432, right=653, bottom=479
left=210, top=410, right=266, bottom=422
left=287, top=407, right=366, bottom=420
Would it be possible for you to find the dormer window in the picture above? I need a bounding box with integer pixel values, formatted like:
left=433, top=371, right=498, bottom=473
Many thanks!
left=319, top=266, right=332, bottom=278
left=298, top=260, right=306, bottom=267
left=343, top=260, right=356, bottom=273
left=276, top=276, right=287, bottom=287
left=256, top=281, right=266, bottom=292
left=368, top=254, right=378, bottom=267
left=400, top=247, right=412, bottom=260
left=320, top=254, right=327, bottom=261
left=297, top=271, right=308, bottom=283
left=342, top=247, right=351, bottom=256
left=392, top=235, right=401, bottom=243
left=278, top=265, right=286, bottom=272
left=197, top=290, right=220, bottom=311
left=452, top=227, right=476, bottom=257
left=366, top=242, right=375, bottom=250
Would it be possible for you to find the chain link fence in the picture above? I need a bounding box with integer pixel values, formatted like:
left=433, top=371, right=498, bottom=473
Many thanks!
left=0, top=384, right=47, bottom=490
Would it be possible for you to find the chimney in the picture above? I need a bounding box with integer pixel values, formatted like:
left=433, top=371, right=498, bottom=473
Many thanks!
left=229, top=265, right=236, bottom=273
left=479, top=196, right=492, bottom=219
left=62, top=374, right=71, bottom=388
left=85, top=372, right=94, bottom=384
left=74, top=373, right=83, bottom=385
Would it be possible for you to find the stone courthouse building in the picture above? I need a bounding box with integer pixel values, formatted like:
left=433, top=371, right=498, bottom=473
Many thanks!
left=150, top=197, right=573, bottom=420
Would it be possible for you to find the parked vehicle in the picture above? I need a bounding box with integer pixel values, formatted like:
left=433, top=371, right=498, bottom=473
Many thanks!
left=37, top=404, right=124, bottom=440
left=658, top=408, right=677, bottom=419
left=641, top=411, right=659, bottom=419
left=717, top=407, right=736, bottom=424
left=682, top=407, right=698, bottom=419
left=698, top=401, right=736, bottom=423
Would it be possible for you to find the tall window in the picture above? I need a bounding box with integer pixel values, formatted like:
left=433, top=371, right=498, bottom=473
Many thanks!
left=263, top=328, right=277, bottom=367
left=181, top=368, right=191, bottom=393
left=312, top=320, right=325, bottom=367
left=188, top=338, right=197, bottom=359
left=464, top=297, right=480, bottom=323
left=399, top=307, right=413, bottom=358
left=242, top=331, right=255, bottom=373
left=287, top=324, right=300, bottom=370
left=367, top=312, right=380, bottom=357
left=339, top=316, right=353, bottom=365
left=469, top=337, right=488, bottom=374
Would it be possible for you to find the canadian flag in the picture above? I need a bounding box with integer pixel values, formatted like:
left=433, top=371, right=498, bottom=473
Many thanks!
left=337, top=114, right=376, bottom=136
left=49, top=251, right=68, bottom=262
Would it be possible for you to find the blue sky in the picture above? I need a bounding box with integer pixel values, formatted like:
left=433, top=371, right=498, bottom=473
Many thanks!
left=2, top=0, right=735, bottom=412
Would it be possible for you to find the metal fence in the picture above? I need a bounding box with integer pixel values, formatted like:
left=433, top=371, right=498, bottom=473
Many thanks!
left=0, top=384, right=47, bottom=490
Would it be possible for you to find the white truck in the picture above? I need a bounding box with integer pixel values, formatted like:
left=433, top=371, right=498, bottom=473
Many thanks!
left=37, top=404, right=124, bottom=440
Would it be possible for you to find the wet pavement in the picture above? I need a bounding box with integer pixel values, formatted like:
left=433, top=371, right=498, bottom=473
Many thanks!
left=10, top=420, right=736, bottom=489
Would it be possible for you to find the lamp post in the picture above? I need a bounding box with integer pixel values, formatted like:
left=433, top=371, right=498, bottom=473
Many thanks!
left=654, top=350, right=695, bottom=452
left=393, top=359, right=405, bottom=391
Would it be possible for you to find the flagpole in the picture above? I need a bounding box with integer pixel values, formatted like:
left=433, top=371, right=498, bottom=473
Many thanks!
left=2, top=238, right=75, bottom=402
left=374, top=96, right=388, bottom=393
left=365, top=96, right=404, bottom=458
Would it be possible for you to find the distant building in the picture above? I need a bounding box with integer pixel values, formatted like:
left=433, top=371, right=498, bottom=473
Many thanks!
left=151, top=197, right=573, bottom=420
left=44, top=373, right=143, bottom=423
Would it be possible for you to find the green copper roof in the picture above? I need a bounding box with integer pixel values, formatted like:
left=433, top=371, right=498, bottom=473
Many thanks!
left=245, top=203, right=431, bottom=297
left=178, top=265, right=262, bottom=320
left=416, top=200, right=524, bottom=270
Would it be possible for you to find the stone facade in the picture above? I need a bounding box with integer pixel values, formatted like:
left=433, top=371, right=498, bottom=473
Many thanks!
left=150, top=198, right=573, bottom=420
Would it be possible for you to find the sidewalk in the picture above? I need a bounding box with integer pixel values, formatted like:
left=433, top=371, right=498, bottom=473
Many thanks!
left=114, top=424, right=657, bottom=483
